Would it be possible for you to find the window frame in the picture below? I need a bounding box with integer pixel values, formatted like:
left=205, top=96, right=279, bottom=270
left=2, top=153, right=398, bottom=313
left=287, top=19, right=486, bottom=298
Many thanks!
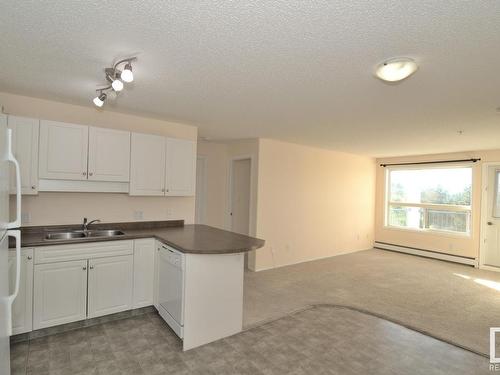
left=384, top=163, right=473, bottom=237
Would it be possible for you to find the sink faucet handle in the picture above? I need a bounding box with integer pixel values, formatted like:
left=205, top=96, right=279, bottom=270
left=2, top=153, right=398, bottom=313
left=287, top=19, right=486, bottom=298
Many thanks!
left=82, top=218, right=100, bottom=231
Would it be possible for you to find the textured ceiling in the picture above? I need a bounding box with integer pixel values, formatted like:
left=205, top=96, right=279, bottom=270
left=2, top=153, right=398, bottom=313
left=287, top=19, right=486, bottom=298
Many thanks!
left=1, top=1, right=500, bottom=157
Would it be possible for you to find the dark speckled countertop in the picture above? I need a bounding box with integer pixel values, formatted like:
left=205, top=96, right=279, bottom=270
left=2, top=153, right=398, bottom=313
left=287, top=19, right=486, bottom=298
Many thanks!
left=12, top=220, right=265, bottom=254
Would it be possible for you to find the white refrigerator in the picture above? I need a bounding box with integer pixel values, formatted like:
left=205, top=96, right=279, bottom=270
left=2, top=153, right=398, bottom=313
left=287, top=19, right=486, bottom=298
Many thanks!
left=0, top=113, right=22, bottom=375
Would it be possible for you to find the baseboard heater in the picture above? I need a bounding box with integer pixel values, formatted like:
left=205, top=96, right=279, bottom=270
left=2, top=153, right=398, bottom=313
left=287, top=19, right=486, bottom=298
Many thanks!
left=374, top=241, right=478, bottom=266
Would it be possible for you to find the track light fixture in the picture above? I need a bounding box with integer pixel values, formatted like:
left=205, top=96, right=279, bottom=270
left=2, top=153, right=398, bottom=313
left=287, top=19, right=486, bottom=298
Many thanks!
left=92, top=57, right=137, bottom=107
left=93, top=90, right=108, bottom=108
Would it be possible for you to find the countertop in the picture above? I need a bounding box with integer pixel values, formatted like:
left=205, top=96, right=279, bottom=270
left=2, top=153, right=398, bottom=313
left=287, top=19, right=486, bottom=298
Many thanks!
left=12, top=221, right=265, bottom=255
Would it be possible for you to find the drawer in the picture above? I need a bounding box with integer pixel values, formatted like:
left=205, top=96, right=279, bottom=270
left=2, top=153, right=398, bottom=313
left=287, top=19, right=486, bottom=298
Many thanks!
left=34, top=240, right=134, bottom=264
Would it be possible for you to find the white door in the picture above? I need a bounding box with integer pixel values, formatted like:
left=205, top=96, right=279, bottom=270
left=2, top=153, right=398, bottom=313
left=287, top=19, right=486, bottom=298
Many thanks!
left=88, top=126, right=131, bottom=182
left=165, top=138, right=196, bottom=196
left=133, top=239, right=155, bottom=308
left=230, top=158, right=251, bottom=235
left=39, top=120, right=89, bottom=180
left=8, top=116, right=39, bottom=194
left=88, top=255, right=133, bottom=318
left=195, top=157, right=207, bottom=224
left=33, top=260, right=88, bottom=329
left=129, top=133, right=166, bottom=196
left=482, top=166, right=500, bottom=268
left=8, top=248, right=33, bottom=335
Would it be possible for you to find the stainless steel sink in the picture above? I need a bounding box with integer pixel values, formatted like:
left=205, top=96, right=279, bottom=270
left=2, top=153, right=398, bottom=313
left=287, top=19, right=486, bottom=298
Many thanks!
left=86, top=230, right=125, bottom=237
left=45, top=231, right=87, bottom=240
left=44, top=229, right=125, bottom=240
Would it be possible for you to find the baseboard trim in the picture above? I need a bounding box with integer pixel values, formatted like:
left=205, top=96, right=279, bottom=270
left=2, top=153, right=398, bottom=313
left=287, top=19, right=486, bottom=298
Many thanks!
left=253, top=248, right=367, bottom=272
left=374, top=241, right=477, bottom=266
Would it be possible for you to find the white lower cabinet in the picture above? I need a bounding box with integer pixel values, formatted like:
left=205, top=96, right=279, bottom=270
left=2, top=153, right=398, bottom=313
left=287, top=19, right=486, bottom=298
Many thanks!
left=33, top=259, right=88, bottom=330
left=9, top=248, right=34, bottom=335
left=133, top=239, right=156, bottom=308
left=88, top=255, right=133, bottom=318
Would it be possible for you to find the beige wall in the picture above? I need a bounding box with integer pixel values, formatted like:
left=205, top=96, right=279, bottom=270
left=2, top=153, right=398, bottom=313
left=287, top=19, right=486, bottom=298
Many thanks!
left=197, top=139, right=260, bottom=269
left=375, top=149, right=500, bottom=259
left=1, top=92, right=198, bottom=226
left=253, top=139, right=376, bottom=271
left=197, top=140, right=229, bottom=229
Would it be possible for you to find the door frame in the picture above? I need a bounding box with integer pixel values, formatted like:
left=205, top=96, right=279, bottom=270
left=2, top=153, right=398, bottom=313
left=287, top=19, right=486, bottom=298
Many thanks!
left=226, top=155, right=255, bottom=234
left=195, top=155, right=208, bottom=224
left=479, top=162, right=500, bottom=271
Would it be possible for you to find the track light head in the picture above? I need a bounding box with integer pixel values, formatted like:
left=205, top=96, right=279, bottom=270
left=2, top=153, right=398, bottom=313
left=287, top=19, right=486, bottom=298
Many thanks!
left=93, top=92, right=107, bottom=107
left=111, top=78, right=124, bottom=92
left=121, top=62, right=134, bottom=83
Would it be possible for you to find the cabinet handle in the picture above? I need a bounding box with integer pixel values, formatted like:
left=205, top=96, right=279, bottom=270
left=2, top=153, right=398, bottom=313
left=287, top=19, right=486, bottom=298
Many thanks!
left=89, top=172, right=93, bottom=176
left=90, top=265, right=94, bottom=270
left=83, top=266, right=87, bottom=271
left=27, top=255, right=32, bottom=260
left=31, top=185, right=36, bottom=190
left=82, top=172, right=87, bottom=176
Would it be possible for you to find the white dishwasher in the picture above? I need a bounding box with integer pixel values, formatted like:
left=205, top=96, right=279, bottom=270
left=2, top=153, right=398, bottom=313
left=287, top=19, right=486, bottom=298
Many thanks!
left=157, top=243, right=185, bottom=338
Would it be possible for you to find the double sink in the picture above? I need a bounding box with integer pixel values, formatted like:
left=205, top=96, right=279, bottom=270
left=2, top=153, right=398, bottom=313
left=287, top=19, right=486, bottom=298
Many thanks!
left=45, top=229, right=125, bottom=241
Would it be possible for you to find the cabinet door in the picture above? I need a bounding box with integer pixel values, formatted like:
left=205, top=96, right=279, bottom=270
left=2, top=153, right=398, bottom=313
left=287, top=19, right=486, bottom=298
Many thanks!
left=88, top=126, right=131, bottom=182
left=133, top=239, right=155, bottom=308
left=9, top=248, right=33, bottom=335
left=33, top=260, right=88, bottom=330
left=129, top=133, right=166, bottom=196
left=165, top=138, right=196, bottom=196
left=88, top=255, right=133, bottom=318
left=8, top=116, right=39, bottom=195
left=39, top=120, right=88, bottom=180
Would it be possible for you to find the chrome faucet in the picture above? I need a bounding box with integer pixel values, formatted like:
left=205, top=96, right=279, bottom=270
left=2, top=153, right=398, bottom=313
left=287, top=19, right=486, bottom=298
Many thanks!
left=82, top=217, right=101, bottom=232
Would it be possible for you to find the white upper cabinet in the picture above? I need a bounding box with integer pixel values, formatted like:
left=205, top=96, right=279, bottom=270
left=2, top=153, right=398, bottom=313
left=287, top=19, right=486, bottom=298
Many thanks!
left=129, top=133, right=166, bottom=196
left=8, top=116, right=39, bottom=194
left=130, top=133, right=196, bottom=196
left=165, top=138, right=196, bottom=196
left=88, top=126, right=130, bottom=182
left=39, top=120, right=89, bottom=180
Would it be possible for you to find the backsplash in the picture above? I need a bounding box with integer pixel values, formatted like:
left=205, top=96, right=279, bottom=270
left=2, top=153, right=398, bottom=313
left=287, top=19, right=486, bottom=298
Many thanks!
left=10, top=192, right=195, bottom=226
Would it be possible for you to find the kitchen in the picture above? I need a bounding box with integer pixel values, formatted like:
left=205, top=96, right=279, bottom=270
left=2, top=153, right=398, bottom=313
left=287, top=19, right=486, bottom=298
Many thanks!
left=0, top=102, right=264, bottom=373
left=2, top=2, right=500, bottom=374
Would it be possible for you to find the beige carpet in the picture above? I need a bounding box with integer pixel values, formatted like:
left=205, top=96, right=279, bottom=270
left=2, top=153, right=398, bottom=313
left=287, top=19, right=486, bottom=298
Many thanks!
left=243, top=248, right=500, bottom=356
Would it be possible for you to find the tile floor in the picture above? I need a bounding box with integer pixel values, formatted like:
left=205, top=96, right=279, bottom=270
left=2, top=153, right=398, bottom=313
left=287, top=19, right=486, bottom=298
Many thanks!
left=10, top=306, right=490, bottom=375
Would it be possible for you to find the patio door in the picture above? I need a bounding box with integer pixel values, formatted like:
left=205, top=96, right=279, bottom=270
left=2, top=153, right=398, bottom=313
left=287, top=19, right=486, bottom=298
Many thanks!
left=481, top=165, right=500, bottom=269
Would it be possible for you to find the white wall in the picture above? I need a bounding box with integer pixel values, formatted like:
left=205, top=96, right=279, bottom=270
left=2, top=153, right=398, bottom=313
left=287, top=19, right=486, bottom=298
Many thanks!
left=1, top=91, right=198, bottom=226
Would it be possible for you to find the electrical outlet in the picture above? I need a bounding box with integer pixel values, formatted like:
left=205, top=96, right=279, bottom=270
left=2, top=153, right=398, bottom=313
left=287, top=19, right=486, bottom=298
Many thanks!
left=133, top=211, right=144, bottom=220
left=21, top=212, right=31, bottom=224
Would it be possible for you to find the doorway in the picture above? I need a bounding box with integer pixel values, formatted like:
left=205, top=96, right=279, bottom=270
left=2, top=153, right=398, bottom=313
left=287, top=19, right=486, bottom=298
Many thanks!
left=229, top=158, right=251, bottom=236
left=195, top=156, right=207, bottom=224
left=480, top=163, right=500, bottom=270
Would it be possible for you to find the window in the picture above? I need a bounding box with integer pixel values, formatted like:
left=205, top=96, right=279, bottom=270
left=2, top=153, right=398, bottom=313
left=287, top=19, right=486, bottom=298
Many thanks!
left=386, top=166, right=472, bottom=235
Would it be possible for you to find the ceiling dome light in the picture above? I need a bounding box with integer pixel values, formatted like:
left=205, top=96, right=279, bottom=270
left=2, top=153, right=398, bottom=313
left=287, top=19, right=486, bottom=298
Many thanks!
left=93, top=92, right=107, bottom=107
left=375, top=58, right=418, bottom=82
left=121, top=63, right=134, bottom=83
left=111, top=79, right=124, bottom=92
